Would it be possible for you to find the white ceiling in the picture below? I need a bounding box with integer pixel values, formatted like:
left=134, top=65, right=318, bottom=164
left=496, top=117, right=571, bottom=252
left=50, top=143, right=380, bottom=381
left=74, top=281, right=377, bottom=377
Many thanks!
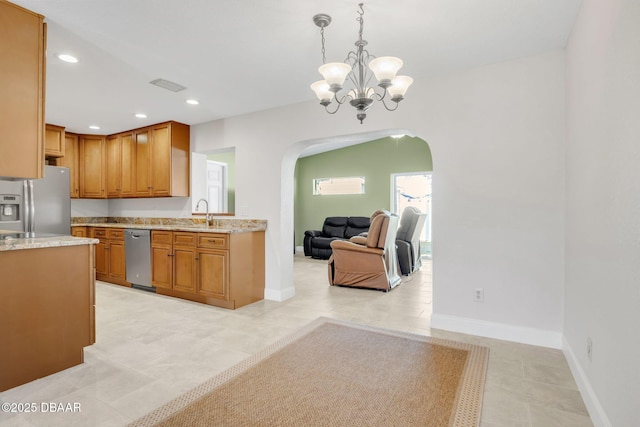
left=12, top=0, right=582, bottom=135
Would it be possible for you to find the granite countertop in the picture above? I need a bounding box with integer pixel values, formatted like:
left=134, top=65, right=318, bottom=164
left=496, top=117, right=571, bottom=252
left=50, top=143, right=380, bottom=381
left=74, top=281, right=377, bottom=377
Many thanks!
left=71, top=217, right=267, bottom=234
left=0, top=231, right=98, bottom=252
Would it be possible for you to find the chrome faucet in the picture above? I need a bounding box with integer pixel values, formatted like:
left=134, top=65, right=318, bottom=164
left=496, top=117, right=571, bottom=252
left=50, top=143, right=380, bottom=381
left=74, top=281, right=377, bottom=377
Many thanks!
left=196, top=198, right=211, bottom=226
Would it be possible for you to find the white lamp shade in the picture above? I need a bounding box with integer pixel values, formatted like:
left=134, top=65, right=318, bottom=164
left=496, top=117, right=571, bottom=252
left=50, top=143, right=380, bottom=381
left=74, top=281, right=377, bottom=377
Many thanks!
left=368, top=56, right=403, bottom=82
left=388, top=75, right=413, bottom=98
left=310, top=80, right=334, bottom=101
left=318, top=62, right=352, bottom=86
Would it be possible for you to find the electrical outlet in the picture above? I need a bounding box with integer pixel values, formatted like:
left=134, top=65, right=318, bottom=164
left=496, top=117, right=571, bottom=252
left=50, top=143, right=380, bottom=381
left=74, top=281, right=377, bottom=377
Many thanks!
left=474, top=288, right=484, bottom=302
left=587, top=337, right=593, bottom=362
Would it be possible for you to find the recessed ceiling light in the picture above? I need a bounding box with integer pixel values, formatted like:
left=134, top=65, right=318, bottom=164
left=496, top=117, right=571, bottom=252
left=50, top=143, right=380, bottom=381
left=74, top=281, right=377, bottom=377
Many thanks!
left=57, top=54, right=78, bottom=63
left=89, top=125, right=100, bottom=130
left=186, top=99, right=199, bottom=105
left=135, top=113, right=147, bottom=118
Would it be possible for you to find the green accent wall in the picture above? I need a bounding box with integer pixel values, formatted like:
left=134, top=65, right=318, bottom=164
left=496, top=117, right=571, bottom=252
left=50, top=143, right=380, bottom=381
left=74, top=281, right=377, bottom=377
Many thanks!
left=294, top=136, right=432, bottom=246
left=207, top=150, right=236, bottom=213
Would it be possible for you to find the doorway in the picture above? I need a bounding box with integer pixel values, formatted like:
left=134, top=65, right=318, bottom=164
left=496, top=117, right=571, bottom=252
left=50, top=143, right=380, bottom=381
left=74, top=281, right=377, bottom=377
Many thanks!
left=391, top=172, right=432, bottom=258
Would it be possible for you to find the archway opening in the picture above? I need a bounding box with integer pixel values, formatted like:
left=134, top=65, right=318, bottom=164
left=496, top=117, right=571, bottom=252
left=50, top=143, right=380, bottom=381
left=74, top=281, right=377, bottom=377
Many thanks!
left=280, top=129, right=434, bottom=308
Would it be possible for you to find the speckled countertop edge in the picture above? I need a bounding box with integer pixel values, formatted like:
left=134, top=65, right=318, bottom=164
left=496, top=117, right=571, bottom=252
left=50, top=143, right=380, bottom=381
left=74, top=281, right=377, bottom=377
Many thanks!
left=0, top=236, right=99, bottom=252
left=71, top=223, right=266, bottom=234
left=71, top=217, right=267, bottom=234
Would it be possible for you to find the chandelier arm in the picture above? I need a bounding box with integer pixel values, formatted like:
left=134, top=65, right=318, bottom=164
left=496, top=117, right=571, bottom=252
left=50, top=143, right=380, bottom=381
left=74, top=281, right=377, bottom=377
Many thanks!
left=321, top=92, right=351, bottom=112
left=333, top=92, right=351, bottom=106
left=376, top=92, right=400, bottom=112
left=324, top=101, right=344, bottom=115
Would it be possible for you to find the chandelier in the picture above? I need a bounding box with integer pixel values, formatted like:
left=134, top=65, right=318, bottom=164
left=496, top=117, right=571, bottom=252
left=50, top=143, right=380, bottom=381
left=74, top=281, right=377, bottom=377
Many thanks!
left=310, top=3, right=413, bottom=124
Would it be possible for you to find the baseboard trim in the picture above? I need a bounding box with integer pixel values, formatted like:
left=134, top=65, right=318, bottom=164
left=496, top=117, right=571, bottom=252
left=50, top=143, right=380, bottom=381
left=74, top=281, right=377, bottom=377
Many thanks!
left=264, top=285, right=295, bottom=302
left=430, top=313, right=563, bottom=349
left=562, top=338, right=612, bottom=427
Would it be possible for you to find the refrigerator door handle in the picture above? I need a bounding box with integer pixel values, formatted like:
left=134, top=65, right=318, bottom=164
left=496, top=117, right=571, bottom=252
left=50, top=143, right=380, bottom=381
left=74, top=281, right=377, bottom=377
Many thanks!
left=22, top=181, right=31, bottom=232
left=27, top=180, right=35, bottom=233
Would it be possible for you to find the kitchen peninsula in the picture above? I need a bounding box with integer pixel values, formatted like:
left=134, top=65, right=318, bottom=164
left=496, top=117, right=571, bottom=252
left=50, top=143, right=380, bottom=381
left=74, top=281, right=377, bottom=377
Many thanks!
left=72, top=217, right=266, bottom=310
left=0, top=232, right=97, bottom=392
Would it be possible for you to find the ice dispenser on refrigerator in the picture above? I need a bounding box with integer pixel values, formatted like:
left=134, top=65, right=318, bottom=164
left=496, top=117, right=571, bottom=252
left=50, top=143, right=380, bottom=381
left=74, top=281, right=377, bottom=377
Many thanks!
left=0, top=194, right=21, bottom=222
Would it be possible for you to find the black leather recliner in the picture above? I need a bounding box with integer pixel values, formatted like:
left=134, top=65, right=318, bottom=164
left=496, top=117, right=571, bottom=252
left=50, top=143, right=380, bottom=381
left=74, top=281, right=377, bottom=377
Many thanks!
left=304, top=216, right=370, bottom=259
left=396, top=207, right=428, bottom=275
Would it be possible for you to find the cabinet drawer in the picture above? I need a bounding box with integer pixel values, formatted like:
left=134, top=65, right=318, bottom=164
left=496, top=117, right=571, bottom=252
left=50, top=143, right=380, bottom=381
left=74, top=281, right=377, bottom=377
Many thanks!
left=91, top=228, right=107, bottom=238
left=108, top=228, right=125, bottom=240
left=174, top=232, right=196, bottom=247
left=71, top=227, right=87, bottom=237
left=197, top=233, right=228, bottom=249
left=152, top=230, right=173, bottom=245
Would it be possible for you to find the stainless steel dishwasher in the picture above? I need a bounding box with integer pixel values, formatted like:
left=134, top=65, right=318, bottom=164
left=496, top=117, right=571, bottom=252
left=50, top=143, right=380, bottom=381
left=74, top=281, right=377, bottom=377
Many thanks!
left=125, top=229, right=153, bottom=290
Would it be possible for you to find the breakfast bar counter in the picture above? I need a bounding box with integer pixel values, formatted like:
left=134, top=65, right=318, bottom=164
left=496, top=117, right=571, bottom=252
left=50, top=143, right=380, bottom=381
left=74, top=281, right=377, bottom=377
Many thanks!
left=0, top=232, right=97, bottom=392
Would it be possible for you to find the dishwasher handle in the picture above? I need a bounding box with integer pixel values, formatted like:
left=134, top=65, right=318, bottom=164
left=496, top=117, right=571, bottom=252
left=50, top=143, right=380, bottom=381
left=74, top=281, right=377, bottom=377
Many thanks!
left=125, top=229, right=150, bottom=240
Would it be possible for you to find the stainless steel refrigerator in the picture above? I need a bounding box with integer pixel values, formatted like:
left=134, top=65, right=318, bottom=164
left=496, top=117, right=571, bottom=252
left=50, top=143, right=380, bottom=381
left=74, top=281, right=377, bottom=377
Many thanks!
left=0, top=165, right=71, bottom=236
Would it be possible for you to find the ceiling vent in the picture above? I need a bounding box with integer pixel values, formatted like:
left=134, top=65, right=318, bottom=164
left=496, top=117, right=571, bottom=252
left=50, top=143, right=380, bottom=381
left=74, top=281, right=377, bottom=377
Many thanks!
left=149, top=78, right=187, bottom=92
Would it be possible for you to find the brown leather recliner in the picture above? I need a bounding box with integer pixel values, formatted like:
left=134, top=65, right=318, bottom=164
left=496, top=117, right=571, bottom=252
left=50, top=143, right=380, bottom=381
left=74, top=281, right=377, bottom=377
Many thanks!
left=328, top=210, right=401, bottom=291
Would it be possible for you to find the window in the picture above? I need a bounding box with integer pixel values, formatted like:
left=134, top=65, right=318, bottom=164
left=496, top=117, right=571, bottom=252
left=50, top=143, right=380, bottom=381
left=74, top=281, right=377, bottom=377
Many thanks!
left=313, top=177, right=365, bottom=195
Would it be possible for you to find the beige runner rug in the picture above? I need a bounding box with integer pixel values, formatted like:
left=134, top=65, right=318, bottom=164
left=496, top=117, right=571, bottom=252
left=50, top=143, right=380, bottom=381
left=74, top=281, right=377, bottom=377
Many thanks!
left=130, top=317, right=489, bottom=427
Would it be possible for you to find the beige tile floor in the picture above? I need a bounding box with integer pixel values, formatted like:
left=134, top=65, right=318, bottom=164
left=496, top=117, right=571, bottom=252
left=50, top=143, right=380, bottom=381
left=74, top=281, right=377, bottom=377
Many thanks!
left=0, top=254, right=593, bottom=426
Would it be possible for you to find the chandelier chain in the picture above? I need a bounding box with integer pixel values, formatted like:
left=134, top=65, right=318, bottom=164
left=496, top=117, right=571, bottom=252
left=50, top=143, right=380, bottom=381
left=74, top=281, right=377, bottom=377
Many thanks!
left=320, top=25, right=327, bottom=64
left=357, top=3, right=364, bottom=43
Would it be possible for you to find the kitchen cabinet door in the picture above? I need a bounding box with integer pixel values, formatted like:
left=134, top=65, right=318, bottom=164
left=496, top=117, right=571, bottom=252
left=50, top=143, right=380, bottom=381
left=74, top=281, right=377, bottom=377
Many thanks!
left=108, top=240, right=126, bottom=282
left=94, top=238, right=108, bottom=277
left=173, top=246, right=197, bottom=293
left=106, top=132, right=135, bottom=198
left=0, top=1, right=45, bottom=179
left=134, top=129, right=151, bottom=197
left=196, top=249, right=229, bottom=301
left=106, top=135, right=121, bottom=197
left=120, top=132, right=136, bottom=197
left=45, top=124, right=65, bottom=158
left=79, top=135, right=106, bottom=198
left=149, top=123, right=172, bottom=196
left=151, top=231, right=173, bottom=289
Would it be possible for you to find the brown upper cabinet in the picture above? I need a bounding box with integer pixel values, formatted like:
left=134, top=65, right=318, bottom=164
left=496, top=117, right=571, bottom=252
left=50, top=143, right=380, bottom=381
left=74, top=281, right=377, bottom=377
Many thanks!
left=107, top=132, right=136, bottom=198
left=134, top=121, right=190, bottom=197
left=0, top=1, right=46, bottom=179
left=45, top=124, right=65, bottom=158
left=49, top=121, right=189, bottom=199
left=79, top=135, right=107, bottom=198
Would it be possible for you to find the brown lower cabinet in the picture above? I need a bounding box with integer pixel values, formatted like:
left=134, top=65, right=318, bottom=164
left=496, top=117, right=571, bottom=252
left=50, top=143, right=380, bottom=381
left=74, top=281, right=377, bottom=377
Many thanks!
left=0, top=244, right=95, bottom=392
left=151, top=230, right=264, bottom=309
left=91, top=227, right=130, bottom=287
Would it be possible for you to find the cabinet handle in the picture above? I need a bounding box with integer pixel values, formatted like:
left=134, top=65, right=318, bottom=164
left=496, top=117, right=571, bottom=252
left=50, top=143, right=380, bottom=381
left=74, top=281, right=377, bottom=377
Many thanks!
left=168, top=254, right=174, bottom=257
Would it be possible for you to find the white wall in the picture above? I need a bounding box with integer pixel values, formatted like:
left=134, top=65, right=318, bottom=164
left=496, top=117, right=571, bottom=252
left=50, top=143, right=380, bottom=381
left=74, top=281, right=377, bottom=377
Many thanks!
left=564, top=0, right=640, bottom=425
left=107, top=197, right=192, bottom=218
left=72, top=197, right=192, bottom=218
left=71, top=198, right=108, bottom=217
left=192, top=50, right=567, bottom=347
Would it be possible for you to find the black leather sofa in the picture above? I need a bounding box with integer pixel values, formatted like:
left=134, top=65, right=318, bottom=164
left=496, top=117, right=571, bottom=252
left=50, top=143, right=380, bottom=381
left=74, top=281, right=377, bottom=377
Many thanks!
left=304, top=216, right=370, bottom=259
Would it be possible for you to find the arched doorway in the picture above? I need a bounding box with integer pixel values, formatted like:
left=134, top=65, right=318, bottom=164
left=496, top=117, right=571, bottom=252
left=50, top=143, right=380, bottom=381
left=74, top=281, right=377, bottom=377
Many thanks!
left=282, top=129, right=433, bottom=298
